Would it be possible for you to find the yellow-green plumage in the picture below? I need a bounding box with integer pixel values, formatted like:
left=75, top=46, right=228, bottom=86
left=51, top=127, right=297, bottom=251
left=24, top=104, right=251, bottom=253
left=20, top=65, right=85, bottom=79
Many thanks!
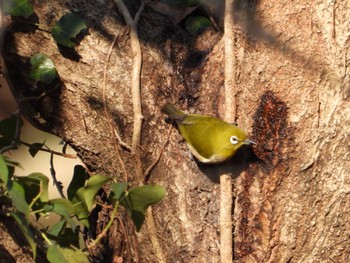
left=162, top=103, right=255, bottom=163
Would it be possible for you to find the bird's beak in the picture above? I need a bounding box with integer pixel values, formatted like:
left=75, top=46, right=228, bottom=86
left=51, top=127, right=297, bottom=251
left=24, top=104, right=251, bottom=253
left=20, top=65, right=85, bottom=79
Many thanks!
left=244, top=139, right=256, bottom=145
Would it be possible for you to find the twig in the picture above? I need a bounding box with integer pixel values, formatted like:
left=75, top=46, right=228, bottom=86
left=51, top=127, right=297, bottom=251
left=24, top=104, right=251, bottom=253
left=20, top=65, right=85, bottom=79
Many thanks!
left=220, top=0, right=236, bottom=262
left=102, top=35, right=129, bottom=181
left=49, top=152, right=65, bottom=198
left=19, top=140, right=77, bottom=158
left=114, top=0, right=144, bottom=178
left=114, top=128, right=132, bottom=151
left=18, top=85, right=60, bottom=104
left=87, top=203, right=119, bottom=250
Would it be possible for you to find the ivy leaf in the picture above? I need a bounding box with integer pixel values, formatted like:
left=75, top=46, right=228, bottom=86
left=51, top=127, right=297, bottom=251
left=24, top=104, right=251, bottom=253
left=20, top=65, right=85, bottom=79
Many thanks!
left=1, top=156, right=18, bottom=185
left=67, top=165, right=89, bottom=201
left=48, top=220, right=66, bottom=237
left=29, top=53, right=58, bottom=84
left=76, top=175, right=111, bottom=212
left=47, top=245, right=89, bottom=263
left=72, top=174, right=111, bottom=227
left=8, top=181, right=30, bottom=217
left=120, top=185, right=166, bottom=231
left=3, top=156, right=23, bottom=170
left=110, top=182, right=128, bottom=202
left=3, top=0, right=34, bottom=19
left=51, top=13, right=87, bottom=48
left=15, top=173, right=49, bottom=205
left=185, top=15, right=212, bottom=35
left=72, top=200, right=89, bottom=228
left=43, top=198, right=77, bottom=230
left=0, top=155, right=9, bottom=185
left=28, top=142, right=45, bottom=158
left=10, top=212, right=37, bottom=259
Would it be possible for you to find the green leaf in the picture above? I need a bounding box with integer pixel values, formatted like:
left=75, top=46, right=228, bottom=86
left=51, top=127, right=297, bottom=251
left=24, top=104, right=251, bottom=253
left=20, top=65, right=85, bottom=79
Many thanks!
left=28, top=142, right=45, bottom=158
left=10, top=212, right=36, bottom=259
left=185, top=16, right=212, bottom=35
left=76, top=175, right=111, bottom=212
left=29, top=53, right=58, bottom=84
left=3, top=0, right=34, bottom=18
left=3, top=156, right=23, bottom=170
left=48, top=220, right=66, bottom=237
left=110, top=182, right=128, bottom=202
left=120, top=185, right=166, bottom=231
left=71, top=174, right=111, bottom=228
left=15, top=173, right=49, bottom=205
left=72, top=200, right=89, bottom=228
left=51, top=13, right=87, bottom=48
left=44, top=198, right=77, bottom=230
left=45, top=198, right=74, bottom=216
left=0, top=155, right=9, bottom=185
left=47, top=245, right=89, bottom=263
left=67, top=165, right=88, bottom=201
left=8, top=181, right=30, bottom=216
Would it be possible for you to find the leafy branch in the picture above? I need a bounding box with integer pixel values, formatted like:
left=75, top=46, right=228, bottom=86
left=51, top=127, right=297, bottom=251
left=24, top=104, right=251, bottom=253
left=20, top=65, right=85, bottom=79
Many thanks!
left=2, top=1, right=168, bottom=261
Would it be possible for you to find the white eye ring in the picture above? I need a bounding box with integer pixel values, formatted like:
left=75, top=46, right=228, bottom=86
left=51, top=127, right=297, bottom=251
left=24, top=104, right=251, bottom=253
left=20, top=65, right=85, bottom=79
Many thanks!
left=230, top=136, right=239, bottom=145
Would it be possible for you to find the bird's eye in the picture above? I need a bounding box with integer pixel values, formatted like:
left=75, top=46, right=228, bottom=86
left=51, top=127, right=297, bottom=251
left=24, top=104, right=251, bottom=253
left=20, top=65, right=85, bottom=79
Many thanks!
left=230, top=136, right=239, bottom=145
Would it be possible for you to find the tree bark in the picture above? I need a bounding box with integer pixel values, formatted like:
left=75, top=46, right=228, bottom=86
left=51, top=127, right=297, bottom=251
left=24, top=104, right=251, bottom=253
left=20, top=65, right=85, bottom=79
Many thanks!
left=2, top=0, right=350, bottom=262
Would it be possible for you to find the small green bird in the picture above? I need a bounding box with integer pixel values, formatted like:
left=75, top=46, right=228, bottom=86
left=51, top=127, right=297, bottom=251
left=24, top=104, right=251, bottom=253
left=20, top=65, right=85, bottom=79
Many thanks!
left=162, top=103, right=255, bottom=163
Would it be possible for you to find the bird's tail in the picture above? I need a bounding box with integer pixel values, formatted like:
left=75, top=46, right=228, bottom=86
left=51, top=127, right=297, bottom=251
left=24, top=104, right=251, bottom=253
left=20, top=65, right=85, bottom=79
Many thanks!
left=162, top=103, right=185, bottom=121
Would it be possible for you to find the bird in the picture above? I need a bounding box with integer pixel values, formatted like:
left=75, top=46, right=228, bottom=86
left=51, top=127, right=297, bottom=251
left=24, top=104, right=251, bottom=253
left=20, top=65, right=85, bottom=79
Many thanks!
left=162, top=103, right=255, bottom=163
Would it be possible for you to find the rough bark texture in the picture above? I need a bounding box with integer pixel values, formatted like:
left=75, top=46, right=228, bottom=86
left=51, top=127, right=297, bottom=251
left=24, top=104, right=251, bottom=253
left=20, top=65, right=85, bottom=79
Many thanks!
left=2, top=0, right=350, bottom=262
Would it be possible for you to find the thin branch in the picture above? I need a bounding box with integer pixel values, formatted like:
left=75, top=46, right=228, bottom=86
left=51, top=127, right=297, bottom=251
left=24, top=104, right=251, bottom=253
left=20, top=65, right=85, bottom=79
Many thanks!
left=50, top=152, right=65, bottom=199
left=102, top=36, right=129, bottom=181
left=87, top=203, right=119, bottom=250
left=220, top=0, right=236, bottom=262
left=114, top=0, right=144, bottom=157
left=114, top=128, right=132, bottom=151
left=18, top=85, right=60, bottom=104
left=19, top=140, right=77, bottom=158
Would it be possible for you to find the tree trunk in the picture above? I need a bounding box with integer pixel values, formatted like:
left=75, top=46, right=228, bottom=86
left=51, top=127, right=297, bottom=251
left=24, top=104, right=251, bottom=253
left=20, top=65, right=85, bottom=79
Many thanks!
left=3, top=0, right=350, bottom=262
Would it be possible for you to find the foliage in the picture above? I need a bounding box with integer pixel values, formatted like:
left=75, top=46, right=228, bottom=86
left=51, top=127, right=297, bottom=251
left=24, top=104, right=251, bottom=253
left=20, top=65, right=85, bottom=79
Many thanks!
left=3, top=0, right=33, bottom=18
left=0, top=114, right=166, bottom=261
left=4, top=4, right=87, bottom=48
left=47, top=245, right=89, bottom=263
left=118, top=184, right=166, bottom=231
left=29, top=53, right=58, bottom=84
left=159, top=0, right=213, bottom=34
left=51, top=13, right=87, bottom=48
left=185, top=16, right=212, bottom=35
left=2, top=2, right=167, bottom=261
